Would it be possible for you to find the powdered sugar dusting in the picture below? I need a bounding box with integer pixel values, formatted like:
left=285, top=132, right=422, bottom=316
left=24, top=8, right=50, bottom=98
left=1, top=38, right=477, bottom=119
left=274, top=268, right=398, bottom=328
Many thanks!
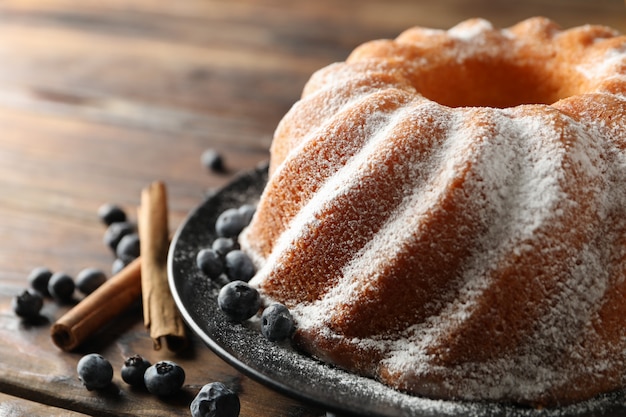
left=448, top=19, right=494, bottom=40
left=576, top=46, right=626, bottom=82
left=283, top=102, right=623, bottom=403
left=250, top=93, right=415, bottom=291
left=379, top=175, right=608, bottom=403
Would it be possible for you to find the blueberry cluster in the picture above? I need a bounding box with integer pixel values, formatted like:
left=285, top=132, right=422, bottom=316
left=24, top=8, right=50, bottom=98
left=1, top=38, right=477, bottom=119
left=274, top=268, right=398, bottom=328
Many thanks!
left=77, top=353, right=189, bottom=398
left=196, top=205, right=257, bottom=284
left=200, top=205, right=295, bottom=343
left=12, top=265, right=109, bottom=320
left=99, top=203, right=141, bottom=274
left=196, top=205, right=260, bottom=324
left=78, top=351, right=241, bottom=416
left=12, top=203, right=138, bottom=321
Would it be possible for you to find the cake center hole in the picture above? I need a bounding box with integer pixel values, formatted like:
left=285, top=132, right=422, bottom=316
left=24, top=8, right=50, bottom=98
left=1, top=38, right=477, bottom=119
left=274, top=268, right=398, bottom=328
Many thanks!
left=414, top=59, right=566, bottom=108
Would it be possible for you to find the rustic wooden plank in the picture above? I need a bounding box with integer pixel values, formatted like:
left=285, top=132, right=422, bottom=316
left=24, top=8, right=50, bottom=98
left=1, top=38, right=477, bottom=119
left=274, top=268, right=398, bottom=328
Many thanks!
left=0, top=107, right=258, bottom=282
left=0, top=392, right=91, bottom=417
left=0, top=3, right=341, bottom=133
left=2, top=0, right=625, bottom=28
left=0, top=0, right=623, bottom=144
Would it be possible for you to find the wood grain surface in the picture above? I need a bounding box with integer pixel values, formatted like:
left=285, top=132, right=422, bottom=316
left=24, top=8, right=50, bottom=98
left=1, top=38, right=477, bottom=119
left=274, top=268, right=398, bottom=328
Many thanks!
left=0, top=1, right=625, bottom=416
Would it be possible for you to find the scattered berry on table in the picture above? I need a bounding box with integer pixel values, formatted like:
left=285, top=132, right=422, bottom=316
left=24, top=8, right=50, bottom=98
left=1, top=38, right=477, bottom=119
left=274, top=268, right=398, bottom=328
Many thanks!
left=217, top=281, right=261, bottom=322
left=196, top=248, right=225, bottom=279
left=144, top=360, right=185, bottom=396
left=77, top=353, right=114, bottom=391
left=121, top=354, right=151, bottom=387
left=116, top=233, right=140, bottom=262
left=28, top=266, right=53, bottom=296
left=212, top=237, right=238, bottom=257
left=261, top=303, right=294, bottom=342
left=190, top=382, right=240, bottom=417
left=238, top=204, right=256, bottom=226
left=201, top=148, right=225, bottom=173
left=76, top=268, right=107, bottom=295
left=111, top=258, right=129, bottom=275
left=215, top=208, right=246, bottom=238
left=48, top=272, right=75, bottom=303
left=103, top=221, right=135, bottom=251
left=97, top=203, right=127, bottom=226
left=12, top=290, right=44, bottom=319
left=224, top=250, right=255, bottom=282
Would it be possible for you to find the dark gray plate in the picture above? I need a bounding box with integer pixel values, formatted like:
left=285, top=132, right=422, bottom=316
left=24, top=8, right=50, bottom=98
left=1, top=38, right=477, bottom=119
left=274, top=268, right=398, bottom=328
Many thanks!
left=167, top=164, right=626, bottom=417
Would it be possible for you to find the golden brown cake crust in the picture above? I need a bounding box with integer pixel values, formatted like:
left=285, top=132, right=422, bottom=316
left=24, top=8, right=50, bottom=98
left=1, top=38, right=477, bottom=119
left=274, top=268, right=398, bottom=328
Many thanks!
left=240, top=17, right=626, bottom=407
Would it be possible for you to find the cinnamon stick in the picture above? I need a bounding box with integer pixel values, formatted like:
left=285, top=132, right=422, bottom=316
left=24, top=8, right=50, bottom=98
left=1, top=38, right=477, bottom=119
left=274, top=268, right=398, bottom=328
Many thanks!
left=51, top=258, right=142, bottom=351
left=138, top=181, right=187, bottom=352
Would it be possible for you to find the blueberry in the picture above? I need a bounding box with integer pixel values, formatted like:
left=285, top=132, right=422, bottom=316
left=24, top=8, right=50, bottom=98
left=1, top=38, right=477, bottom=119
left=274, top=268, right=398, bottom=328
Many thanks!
left=261, top=303, right=294, bottom=342
left=238, top=204, right=256, bottom=226
left=201, top=148, right=225, bottom=173
left=97, top=203, right=127, bottom=226
left=144, top=360, right=185, bottom=396
left=77, top=353, right=113, bottom=390
left=196, top=248, right=224, bottom=279
left=12, top=290, right=44, bottom=319
left=48, top=272, right=75, bottom=303
left=212, top=237, right=238, bottom=257
left=76, top=268, right=107, bottom=295
left=224, top=250, right=255, bottom=282
left=112, top=258, right=129, bottom=275
left=116, top=233, right=140, bottom=262
left=215, top=208, right=246, bottom=238
left=103, top=221, right=135, bottom=252
left=190, top=382, right=240, bottom=417
left=217, top=281, right=261, bottom=322
left=121, top=354, right=151, bottom=387
left=28, top=266, right=53, bottom=296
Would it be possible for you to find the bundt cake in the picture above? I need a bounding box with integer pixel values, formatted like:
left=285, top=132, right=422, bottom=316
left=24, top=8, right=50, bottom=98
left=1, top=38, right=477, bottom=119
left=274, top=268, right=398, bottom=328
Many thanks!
left=239, top=17, right=626, bottom=407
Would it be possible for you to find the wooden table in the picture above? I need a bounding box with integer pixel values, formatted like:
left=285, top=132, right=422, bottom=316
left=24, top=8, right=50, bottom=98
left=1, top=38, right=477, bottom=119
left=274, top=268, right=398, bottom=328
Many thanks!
left=0, top=1, right=625, bottom=416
